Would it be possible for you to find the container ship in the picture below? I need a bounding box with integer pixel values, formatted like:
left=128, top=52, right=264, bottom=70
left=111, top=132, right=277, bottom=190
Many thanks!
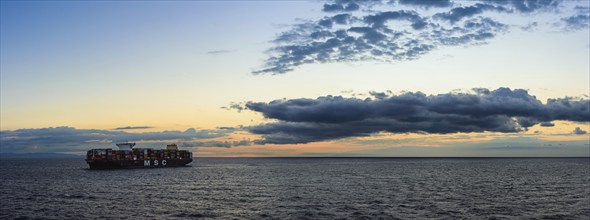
left=86, top=143, right=193, bottom=169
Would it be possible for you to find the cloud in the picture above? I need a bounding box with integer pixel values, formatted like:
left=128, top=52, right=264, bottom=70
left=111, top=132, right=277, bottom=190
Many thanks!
left=398, top=0, right=452, bottom=8
left=181, top=139, right=252, bottom=148
left=254, top=0, right=586, bottom=74
left=433, top=3, right=510, bottom=23
left=221, top=102, right=246, bottom=112
left=562, top=14, right=590, bottom=30
left=521, top=21, right=538, bottom=31
left=206, top=50, right=232, bottom=54
left=483, top=0, right=560, bottom=13
left=555, top=6, right=590, bottom=31
left=573, top=127, right=588, bottom=135
left=561, top=6, right=590, bottom=31
left=539, top=122, right=555, bottom=127
left=114, top=126, right=153, bottom=130
left=239, top=88, right=590, bottom=144
left=216, top=126, right=238, bottom=130
left=322, top=1, right=360, bottom=12
left=0, top=126, right=242, bottom=153
left=317, top=137, right=590, bottom=157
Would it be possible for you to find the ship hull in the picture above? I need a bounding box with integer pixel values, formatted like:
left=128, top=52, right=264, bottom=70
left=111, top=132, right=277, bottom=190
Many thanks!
left=86, top=159, right=192, bottom=169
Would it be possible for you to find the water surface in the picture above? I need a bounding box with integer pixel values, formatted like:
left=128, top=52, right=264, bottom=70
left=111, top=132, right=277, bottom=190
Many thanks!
left=1, top=158, right=588, bottom=219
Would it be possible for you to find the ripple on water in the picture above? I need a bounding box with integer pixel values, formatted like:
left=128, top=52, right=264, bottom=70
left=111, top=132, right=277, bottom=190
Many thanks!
left=0, top=158, right=589, bottom=219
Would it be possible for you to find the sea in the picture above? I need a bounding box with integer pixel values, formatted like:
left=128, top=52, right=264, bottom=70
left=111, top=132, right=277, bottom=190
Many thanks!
left=0, top=158, right=588, bottom=219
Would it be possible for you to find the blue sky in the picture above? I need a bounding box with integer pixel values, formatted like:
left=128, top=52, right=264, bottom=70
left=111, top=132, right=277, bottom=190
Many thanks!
left=1, top=0, right=589, bottom=156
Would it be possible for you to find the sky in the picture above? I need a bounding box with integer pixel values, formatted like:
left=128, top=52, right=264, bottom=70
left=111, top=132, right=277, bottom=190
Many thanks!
left=1, top=0, right=589, bottom=157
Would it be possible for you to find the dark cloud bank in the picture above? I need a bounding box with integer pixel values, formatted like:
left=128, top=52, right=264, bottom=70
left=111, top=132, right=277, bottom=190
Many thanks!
left=2, top=89, right=587, bottom=153
left=237, top=88, right=589, bottom=144
left=0, top=127, right=249, bottom=153
left=254, top=0, right=589, bottom=74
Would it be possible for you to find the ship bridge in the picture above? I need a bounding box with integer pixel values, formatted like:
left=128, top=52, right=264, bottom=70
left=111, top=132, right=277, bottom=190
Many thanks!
left=116, top=142, right=136, bottom=151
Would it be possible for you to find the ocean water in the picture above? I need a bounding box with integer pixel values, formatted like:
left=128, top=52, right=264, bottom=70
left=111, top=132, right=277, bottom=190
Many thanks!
left=0, top=158, right=588, bottom=219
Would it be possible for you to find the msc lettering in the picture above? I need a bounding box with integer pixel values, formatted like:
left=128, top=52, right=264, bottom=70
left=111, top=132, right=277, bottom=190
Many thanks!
left=143, top=160, right=167, bottom=167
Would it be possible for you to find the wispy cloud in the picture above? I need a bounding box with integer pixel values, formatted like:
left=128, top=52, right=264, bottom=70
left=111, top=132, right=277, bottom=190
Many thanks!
left=206, top=50, right=233, bottom=55
left=221, top=102, right=246, bottom=112
left=254, top=0, right=587, bottom=74
left=312, top=135, right=589, bottom=157
left=180, top=139, right=252, bottom=148
left=234, top=87, right=589, bottom=144
left=114, top=126, right=153, bottom=130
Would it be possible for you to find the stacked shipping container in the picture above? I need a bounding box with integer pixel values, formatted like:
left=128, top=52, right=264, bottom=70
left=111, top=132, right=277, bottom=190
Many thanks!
left=87, top=149, right=192, bottom=161
left=86, top=144, right=193, bottom=169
